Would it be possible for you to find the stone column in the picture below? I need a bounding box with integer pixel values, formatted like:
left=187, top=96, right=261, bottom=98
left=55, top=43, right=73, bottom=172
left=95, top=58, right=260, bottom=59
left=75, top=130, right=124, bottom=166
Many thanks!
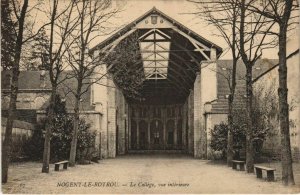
left=136, top=119, right=140, bottom=149
left=182, top=102, right=187, bottom=150
left=193, top=48, right=217, bottom=159
left=193, top=71, right=204, bottom=158
left=147, top=118, right=151, bottom=149
left=163, top=107, right=166, bottom=149
left=174, top=118, right=178, bottom=149
left=107, top=74, right=116, bottom=158
left=188, top=90, right=194, bottom=154
left=128, top=106, right=131, bottom=151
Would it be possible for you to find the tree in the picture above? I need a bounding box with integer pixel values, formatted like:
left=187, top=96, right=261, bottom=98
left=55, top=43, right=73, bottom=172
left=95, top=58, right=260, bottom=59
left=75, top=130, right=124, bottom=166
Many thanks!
left=23, top=95, right=72, bottom=161
left=1, top=0, right=16, bottom=70
left=247, top=0, right=299, bottom=186
left=23, top=95, right=96, bottom=163
left=41, top=0, right=79, bottom=173
left=189, top=0, right=241, bottom=167
left=210, top=82, right=279, bottom=161
left=238, top=0, right=277, bottom=173
left=66, top=0, right=119, bottom=167
left=2, top=0, right=29, bottom=183
left=25, top=28, right=51, bottom=70
left=106, top=32, right=145, bottom=99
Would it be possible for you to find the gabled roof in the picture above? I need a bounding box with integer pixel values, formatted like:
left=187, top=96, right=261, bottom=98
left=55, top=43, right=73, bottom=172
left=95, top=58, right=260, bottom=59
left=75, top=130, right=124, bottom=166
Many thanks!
left=209, top=58, right=278, bottom=114
left=1, top=71, right=52, bottom=90
left=1, top=71, right=94, bottom=111
left=90, top=7, right=223, bottom=56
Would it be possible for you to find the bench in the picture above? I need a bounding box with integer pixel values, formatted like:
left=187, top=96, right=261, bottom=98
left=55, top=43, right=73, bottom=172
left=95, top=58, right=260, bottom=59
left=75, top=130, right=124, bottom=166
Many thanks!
left=54, top=160, right=69, bottom=171
left=254, top=165, right=276, bottom=181
left=232, top=160, right=245, bottom=171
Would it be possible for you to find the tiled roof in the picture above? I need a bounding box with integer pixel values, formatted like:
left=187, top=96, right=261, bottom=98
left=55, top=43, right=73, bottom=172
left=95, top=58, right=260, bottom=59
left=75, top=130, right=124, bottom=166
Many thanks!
left=1, top=117, right=35, bottom=130
left=1, top=71, right=52, bottom=89
left=1, top=71, right=95, bottom=111
left=210, top=59, right=278, bottom=114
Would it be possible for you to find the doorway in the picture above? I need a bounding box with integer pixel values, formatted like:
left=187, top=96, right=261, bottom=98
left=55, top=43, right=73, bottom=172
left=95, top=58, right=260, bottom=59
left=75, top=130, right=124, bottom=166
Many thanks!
left=150, top=119, right=163, bottom=150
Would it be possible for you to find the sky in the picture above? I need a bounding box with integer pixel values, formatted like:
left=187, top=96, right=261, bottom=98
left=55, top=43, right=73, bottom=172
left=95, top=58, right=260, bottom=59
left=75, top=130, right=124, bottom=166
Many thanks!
left=28, top=0, right=285, bottom=60
left=92, top=0, right=281, bottom=60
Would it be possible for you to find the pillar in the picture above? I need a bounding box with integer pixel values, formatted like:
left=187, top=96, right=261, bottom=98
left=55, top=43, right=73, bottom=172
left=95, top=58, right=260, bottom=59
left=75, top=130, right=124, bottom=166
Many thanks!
left=182, top=102, right=187, bottom=150
left=193, top=48, right=217, bottom=159
left=136, top=119, right=139, bottom=149
left=107, top=74, right=116, bottom=158
left=147, top=118, right=151, bottom=149
left=163, top=107, right=166, bottom=149
left=174, top=118, right=178, bottom=149
left=188, top=90, right=194, bottom=154
left=193, top=71, right=205, bottom=158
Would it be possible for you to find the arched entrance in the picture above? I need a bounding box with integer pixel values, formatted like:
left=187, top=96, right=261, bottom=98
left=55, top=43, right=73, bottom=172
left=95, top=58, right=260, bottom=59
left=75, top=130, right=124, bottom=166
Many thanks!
left=177, top=119, right=183, bottom=149
left=150, top=119, right=163, bottom=150
left=91, top=7, right=221, bottom=157
left=166, top=120, right=175, bottom=149
left=131, top=120, right=137, bottom=149
left=139, top=120, right=148, bottom=149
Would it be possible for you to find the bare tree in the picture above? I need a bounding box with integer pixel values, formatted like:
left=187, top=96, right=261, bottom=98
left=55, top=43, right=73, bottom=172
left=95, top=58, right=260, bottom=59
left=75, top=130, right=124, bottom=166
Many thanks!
left=247, top=0, right=299, bottom=185
left=2, top=0, right=29, bottom=183
left=66, top=0, right=118, bottom=167
left=189, top=0, right=241, bottom=167
left=238, top=0, right=277, bottom=173
left=41, top=0, right=79, bottom=173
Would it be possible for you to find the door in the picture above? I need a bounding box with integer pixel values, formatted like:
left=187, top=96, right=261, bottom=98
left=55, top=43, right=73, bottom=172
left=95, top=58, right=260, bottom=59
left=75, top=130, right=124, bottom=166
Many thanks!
left=150, top=120, right=163, bottom=149
left=139, top=120, right=148, bottom=149
left=166, top=120, right=175, bottom=149
left=131, top=120, right=137, bottom=149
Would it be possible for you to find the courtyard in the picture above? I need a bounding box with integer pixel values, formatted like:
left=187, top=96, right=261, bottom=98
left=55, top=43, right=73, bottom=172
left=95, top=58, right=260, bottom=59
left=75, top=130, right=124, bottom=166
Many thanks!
left=2, top=154, right=300, bottom=194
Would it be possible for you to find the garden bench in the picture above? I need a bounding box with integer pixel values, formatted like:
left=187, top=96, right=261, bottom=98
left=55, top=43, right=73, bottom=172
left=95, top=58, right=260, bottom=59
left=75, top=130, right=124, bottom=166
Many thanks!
left=54, top=160, right=69, bottom=171
left=232, top=160, right=245, bottom=171
left=254, top=165, right=276, bottom=181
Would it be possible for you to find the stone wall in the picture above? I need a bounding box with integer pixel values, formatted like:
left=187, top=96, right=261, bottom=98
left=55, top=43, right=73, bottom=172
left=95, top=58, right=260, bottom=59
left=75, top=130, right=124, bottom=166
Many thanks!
left=1, top=90, right=51, bottom=110
left=205, top=113, right=227, bottom=159
left=253, top=28, right=300, bottom=161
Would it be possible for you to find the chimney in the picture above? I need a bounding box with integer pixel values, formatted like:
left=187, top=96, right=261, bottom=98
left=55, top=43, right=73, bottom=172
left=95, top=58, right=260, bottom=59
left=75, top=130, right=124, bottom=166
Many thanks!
left=40, top=70, right=46, bottom=88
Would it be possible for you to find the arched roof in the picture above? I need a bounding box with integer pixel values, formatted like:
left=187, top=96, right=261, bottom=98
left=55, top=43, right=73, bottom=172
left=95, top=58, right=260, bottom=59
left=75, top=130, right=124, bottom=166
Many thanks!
left=91, top=7, right=223, bottom=104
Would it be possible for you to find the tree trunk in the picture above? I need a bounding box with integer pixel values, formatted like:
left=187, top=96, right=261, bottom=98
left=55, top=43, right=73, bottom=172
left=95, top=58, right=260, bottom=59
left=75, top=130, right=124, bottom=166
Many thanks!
left=2, top=70, right=19, bottom=183
left=69, top=83, right=82, bottom=167
left=1, top=0, right=28, bottom=183
left=42, top=88, right=57, bottom=173
left=227, top=95, right=234, bottom=166
left=278, top=24, right=295, bottom=185
left=245, top=67, right=254, bottom=173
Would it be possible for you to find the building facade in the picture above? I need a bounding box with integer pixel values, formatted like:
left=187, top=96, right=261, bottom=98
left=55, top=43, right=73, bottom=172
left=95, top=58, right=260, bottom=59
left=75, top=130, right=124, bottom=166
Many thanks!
left=2, top=8, right=299, bottom=160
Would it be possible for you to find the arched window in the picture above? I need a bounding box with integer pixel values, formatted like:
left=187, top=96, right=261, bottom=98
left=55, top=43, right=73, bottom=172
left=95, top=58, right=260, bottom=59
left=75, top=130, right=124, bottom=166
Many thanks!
left=166, top=120, right=175, bottom=145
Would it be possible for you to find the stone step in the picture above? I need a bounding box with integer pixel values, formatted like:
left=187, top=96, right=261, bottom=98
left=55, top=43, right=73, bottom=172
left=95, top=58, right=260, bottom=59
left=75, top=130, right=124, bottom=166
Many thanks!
left=128, top=150, right=187, bottom=154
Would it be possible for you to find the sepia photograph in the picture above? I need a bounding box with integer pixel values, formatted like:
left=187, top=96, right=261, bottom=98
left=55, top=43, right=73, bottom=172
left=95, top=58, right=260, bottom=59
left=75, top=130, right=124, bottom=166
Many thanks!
left=1, top=0, right=300, bottom=194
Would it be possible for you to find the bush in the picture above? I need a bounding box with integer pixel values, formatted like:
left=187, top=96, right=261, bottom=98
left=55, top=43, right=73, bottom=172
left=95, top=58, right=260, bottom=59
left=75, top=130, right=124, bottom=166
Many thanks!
left=76, top=119, right=97, bottom=164
left=210, top=122, right=246, bottom=160
left=23, top=126, right=44, bottom=161
left=23, top=95, right=97, bottom=163
left=210, top=123, right=228, bottom=159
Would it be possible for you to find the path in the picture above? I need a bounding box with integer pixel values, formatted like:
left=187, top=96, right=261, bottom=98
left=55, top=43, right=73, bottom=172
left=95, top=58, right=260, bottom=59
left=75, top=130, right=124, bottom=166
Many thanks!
left=2, top=154, right=300, bottom=194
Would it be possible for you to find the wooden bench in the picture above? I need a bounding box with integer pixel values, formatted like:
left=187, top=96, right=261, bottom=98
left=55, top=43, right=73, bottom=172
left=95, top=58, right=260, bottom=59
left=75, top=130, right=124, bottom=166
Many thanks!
left=232, top=160, right=245, bottom=171
left=254, top=165, right=276, bottom=181
left=54, top=160, right=69, bottom=171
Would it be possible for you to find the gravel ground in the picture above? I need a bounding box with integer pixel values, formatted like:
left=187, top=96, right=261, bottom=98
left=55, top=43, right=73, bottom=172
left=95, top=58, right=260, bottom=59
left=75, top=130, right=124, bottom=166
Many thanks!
left=1, top=154, right=300, bottom=194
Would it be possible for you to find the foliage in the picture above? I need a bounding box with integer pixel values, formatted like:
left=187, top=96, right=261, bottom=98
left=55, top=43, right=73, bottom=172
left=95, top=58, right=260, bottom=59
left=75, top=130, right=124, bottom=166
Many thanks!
left=76, top=119, right=97, bottom=164
left=106, top=32, right=145, bottom=99
left=25, top=28, right=50, bottom=70
left=210, top=123, right=229, bottom=159
left=1, top=0, right=16, bottom=70
left=210, top=122, right=246, bottom=159
left=210, top=83, right=279, bottom=159
left=23, top=123, right=45, bottom=161
left=23, top=95, right=96, bottom=162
